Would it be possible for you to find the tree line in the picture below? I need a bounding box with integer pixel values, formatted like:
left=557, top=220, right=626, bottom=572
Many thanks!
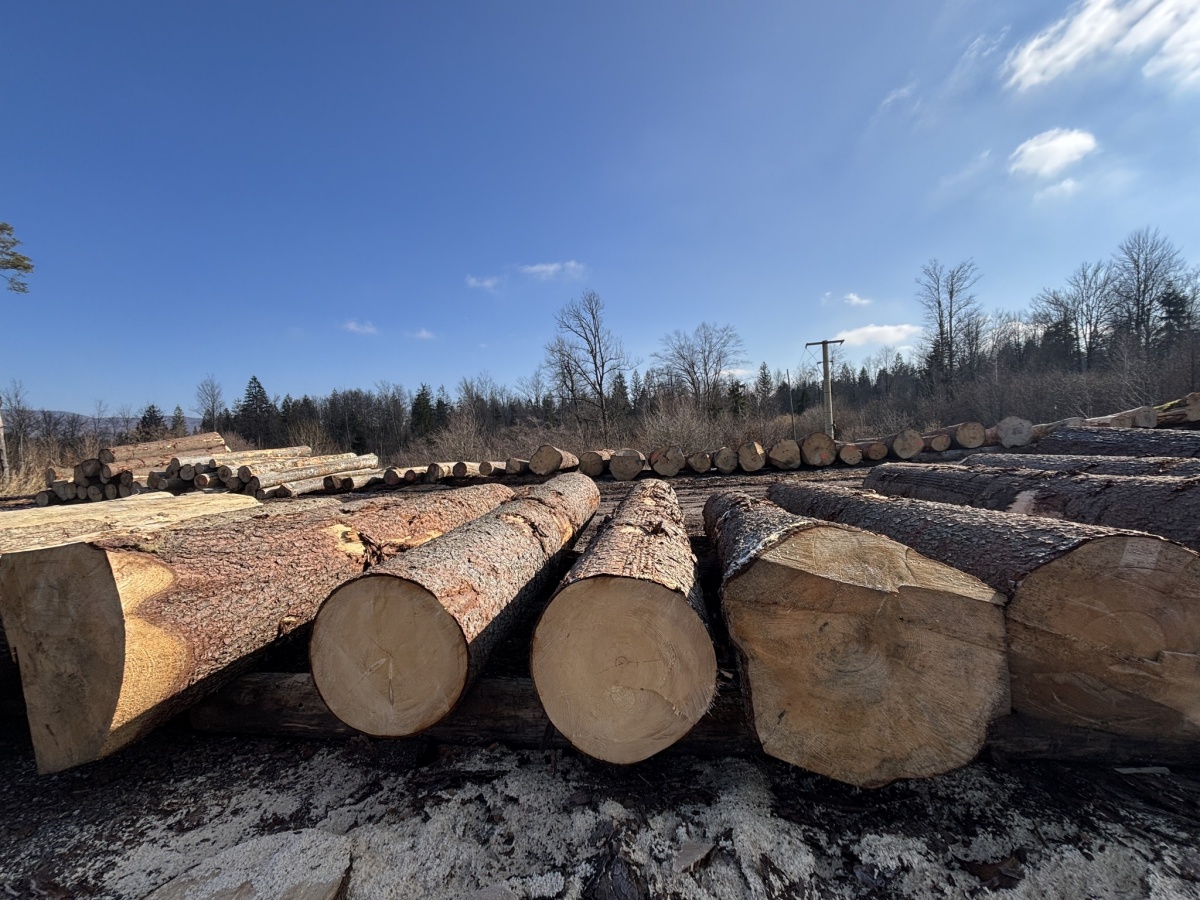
left=2, top=225, right=1197, bottom=485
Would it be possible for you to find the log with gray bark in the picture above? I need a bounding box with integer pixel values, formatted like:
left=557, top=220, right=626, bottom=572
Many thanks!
left=865, top=462, right=1200, bottom=550
left=1030, top=416, right=1086, bottom=441
left=309, top=474, right=599, bottom=738
left=703, top=491, right=1009, bottom=788
left=531, top=480, right=715, bottom=764
left=191, top=672, right=1200, bottom=766
left=963, top=453, right=1200, bottom=478
left=0, top=485, right=513, bottom=773
left=767, top=481, right=1200, bottom=745
left=529, top=445, right=579, bottom=476
left=1037, top=425, right=1200, bottom=458
left=609, top=449, right=646, bottom=482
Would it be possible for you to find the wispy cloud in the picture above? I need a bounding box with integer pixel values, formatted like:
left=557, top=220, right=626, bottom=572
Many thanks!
left=342, top=319, right=378, bottom=335
left=1035, top=177, right=1083, bottom=200
left=878, top=82, right=916, bottom=111
left=518, top=260, right=586, bottom=281
left=835, top=324, right=924, bottom=347
left=466, top=275, right=499, bottom=290
left=722, top=367, right=754, bottom=378
left=1006, top=0, right=1200, bottom=91
left=843, top=292, right=872, bottom=307
left=410, top=328, right=435, bottom=340
left=1009, top=128, right=1098, bottom=178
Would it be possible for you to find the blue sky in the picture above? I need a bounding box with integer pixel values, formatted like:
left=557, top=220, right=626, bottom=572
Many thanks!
left=3, top=1, right=1199, bottom=414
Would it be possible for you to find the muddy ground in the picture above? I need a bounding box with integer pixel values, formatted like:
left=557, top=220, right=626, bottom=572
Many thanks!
left=2, top=470, right=1200, bottom=898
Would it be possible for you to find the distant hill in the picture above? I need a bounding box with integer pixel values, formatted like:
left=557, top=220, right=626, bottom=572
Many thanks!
left=6, top=411, right=206, bottom=434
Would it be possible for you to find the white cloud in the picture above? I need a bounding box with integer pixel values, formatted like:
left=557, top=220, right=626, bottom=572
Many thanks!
left=835, top=324, right=924, bottom=347
left=1035, top=177, right=1083, bottom=200
left=518, top=260, right=586, bottom=280
left=411, top=328, right=435, bottom=340
left=1009, top=128, right=1098, bottom=177
left=722, top=367, right=754, bottom=378
left=466, top=275, right=499, bottom=290
left=843, top=292, right=872, bottom=307
left=879, top=82, right=916, bottom=110
left=1006, top=0, right=1200, bottom=91
left=342, top=319, right=377, bottom=335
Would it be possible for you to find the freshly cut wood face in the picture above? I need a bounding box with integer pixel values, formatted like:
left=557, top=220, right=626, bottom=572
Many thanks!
left=532, top=574, right=716, bottom=764
left=1008, top=534, right=1200, bottom=739
left=310, top=574, right=468, bottom=737
left=723, top=524, right=1008, bottom=788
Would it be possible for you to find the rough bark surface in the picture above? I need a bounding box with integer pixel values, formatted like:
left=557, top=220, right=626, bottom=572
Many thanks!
left=702, top=491, right=1009, bottom=787
left=1038, top=426, right=1200, bottom=458
left=1030, top=417, right=1086, bottom=441
left=529, top=445, right=580, bottom=476
left=532, top=479, right=715, bottom=763
left=246, top=455, right=378, bottom=491
left=767, top=481, right=1200, bottom=743
left=963, top=453, right=1200, bottom=477
left=865, top=463, right=1200, bottom=550
left=100, top=433, right=227, bottom=465
left=310, top=474, right=599, bottom=738
left=0, top=486, right=513, bottom=773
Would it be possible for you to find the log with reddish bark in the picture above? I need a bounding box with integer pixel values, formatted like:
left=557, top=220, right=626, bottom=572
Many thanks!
left=1037, top=425, right=1200, bottom=458
left=99, top=432, right=227, bottom=466
left=766, top=439, right=800, bottom=471
left=0, top=485, right=513, bottom=773
left=836, top=442, right=863, bottom=466
left=963, top=453, right=1200, bottom=478
left=309, top=474, right=599, bottom=738
left=854, top=440, right=888, bottom=461
left=983, top=416, right=1035, bottom=448
left=686, top=450, right=713, bottom=474
left=649, top=446, right=686, bottom=477
left=579, top=450, right=613, bottom=478
left=865, top=462, right=1200, bottom=550
left=737, top=441, right=766, bottom=473
left=1155, top=392, right=1200, bottom=427
left=609, top=449, right=646, bottom=482
left=531, top=480, right=715, bottom=763
left=800, top=431, right=836, bottom=467
left=190, top=672, right=1200, bottom=766
left=767, top=481, right=1200, bottom=744
left=1084, top=406, right=1158, bottom=429
left=885, top=428, right=924, bottom=460
left=529, top=445, right=579, bottom=476
left=713, top=446, right=738, bottom=475
left=929, top=422, right=986, bottom=449
left=703, top=491, right=1008, bottom=787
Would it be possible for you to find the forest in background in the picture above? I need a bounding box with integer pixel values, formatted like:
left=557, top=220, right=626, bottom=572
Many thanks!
left=2, top=226, right=1198, bottom=493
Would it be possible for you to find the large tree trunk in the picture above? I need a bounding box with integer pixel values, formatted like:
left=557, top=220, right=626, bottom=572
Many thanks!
left=191, top=672, right=1200, bottom=766
left=309, top=474, right=599, bottom=738
left=963, top=453, right=1200, bottom=478
left=864, top=462, right=1200, bottom=550
left=529, top=445, right=579, bottom=476
left=702, top=491, right=1008, bottom=788
left=737, top=441, right=766, bottom=473
left=884, top=429, right=924, bottom=460
left=686, top=450, right=713, bottom=474
left=767, top=439, right=800, bottom=470
left=0, top=485, right=513, bottom=773
left=649, top=446, right=685, bottom=477
left=712, top=446, right=738, bottom=475
left=531, top=480, right=715, bottom=764
left=800, top=431, right=836, bottom=466
left=609, top=449, right=645, bottom=482
left=1037, top=426, right=1200, bottom=458
left=578, top=450, right=613, bottom=478
left=767, top=481, right=1200, bottom=744
left=99, top=432, right=227, bottom=465
left=984, top=416, right=1035, bottom=448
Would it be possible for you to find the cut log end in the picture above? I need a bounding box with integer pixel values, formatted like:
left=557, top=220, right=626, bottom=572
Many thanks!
left=310, top=574, right=469, bottom=737
left=531, top=575, right=716, bottom=764
left=719, top=517, right=1008, bottom=787
left=1008, top=534, right=1200, bottom=740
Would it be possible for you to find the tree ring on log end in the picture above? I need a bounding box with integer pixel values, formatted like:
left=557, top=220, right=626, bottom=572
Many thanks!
left=311, top=574, right=468, bottom=737
left=531, top=575, right=716, bottom=764
left=1008, top=534, right=1200, bottom=739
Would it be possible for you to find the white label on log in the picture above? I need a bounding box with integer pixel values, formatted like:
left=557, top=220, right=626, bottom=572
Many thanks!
left=1008, top=490, right=1038, bottom=515
left=1119, top=539, right=1161, bottom=572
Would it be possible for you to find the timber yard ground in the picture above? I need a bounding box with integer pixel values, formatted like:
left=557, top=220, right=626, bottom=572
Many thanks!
left=1, top=471, right=1200, bottom=898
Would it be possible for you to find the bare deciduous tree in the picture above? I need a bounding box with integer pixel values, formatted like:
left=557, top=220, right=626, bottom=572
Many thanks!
left=1033, top=261, right=1114, bottom=372
left=653, top=322, right=746, bottom=414
left=194, top=374, right=225, bottom=432
left=916, top=259, right=982, bottom=394
left=1109, top=227, right=1185, bottom=357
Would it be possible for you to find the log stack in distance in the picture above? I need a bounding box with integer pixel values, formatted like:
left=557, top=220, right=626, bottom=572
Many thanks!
left=531, top=479, right=716, bottom=764
left=704, top=491, right=1009, bottom=788
left=309, top=474, right=599, bottom=738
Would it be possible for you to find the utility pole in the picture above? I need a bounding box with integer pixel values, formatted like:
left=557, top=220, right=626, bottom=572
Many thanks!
left=805, top=338, right=844, bottom=439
